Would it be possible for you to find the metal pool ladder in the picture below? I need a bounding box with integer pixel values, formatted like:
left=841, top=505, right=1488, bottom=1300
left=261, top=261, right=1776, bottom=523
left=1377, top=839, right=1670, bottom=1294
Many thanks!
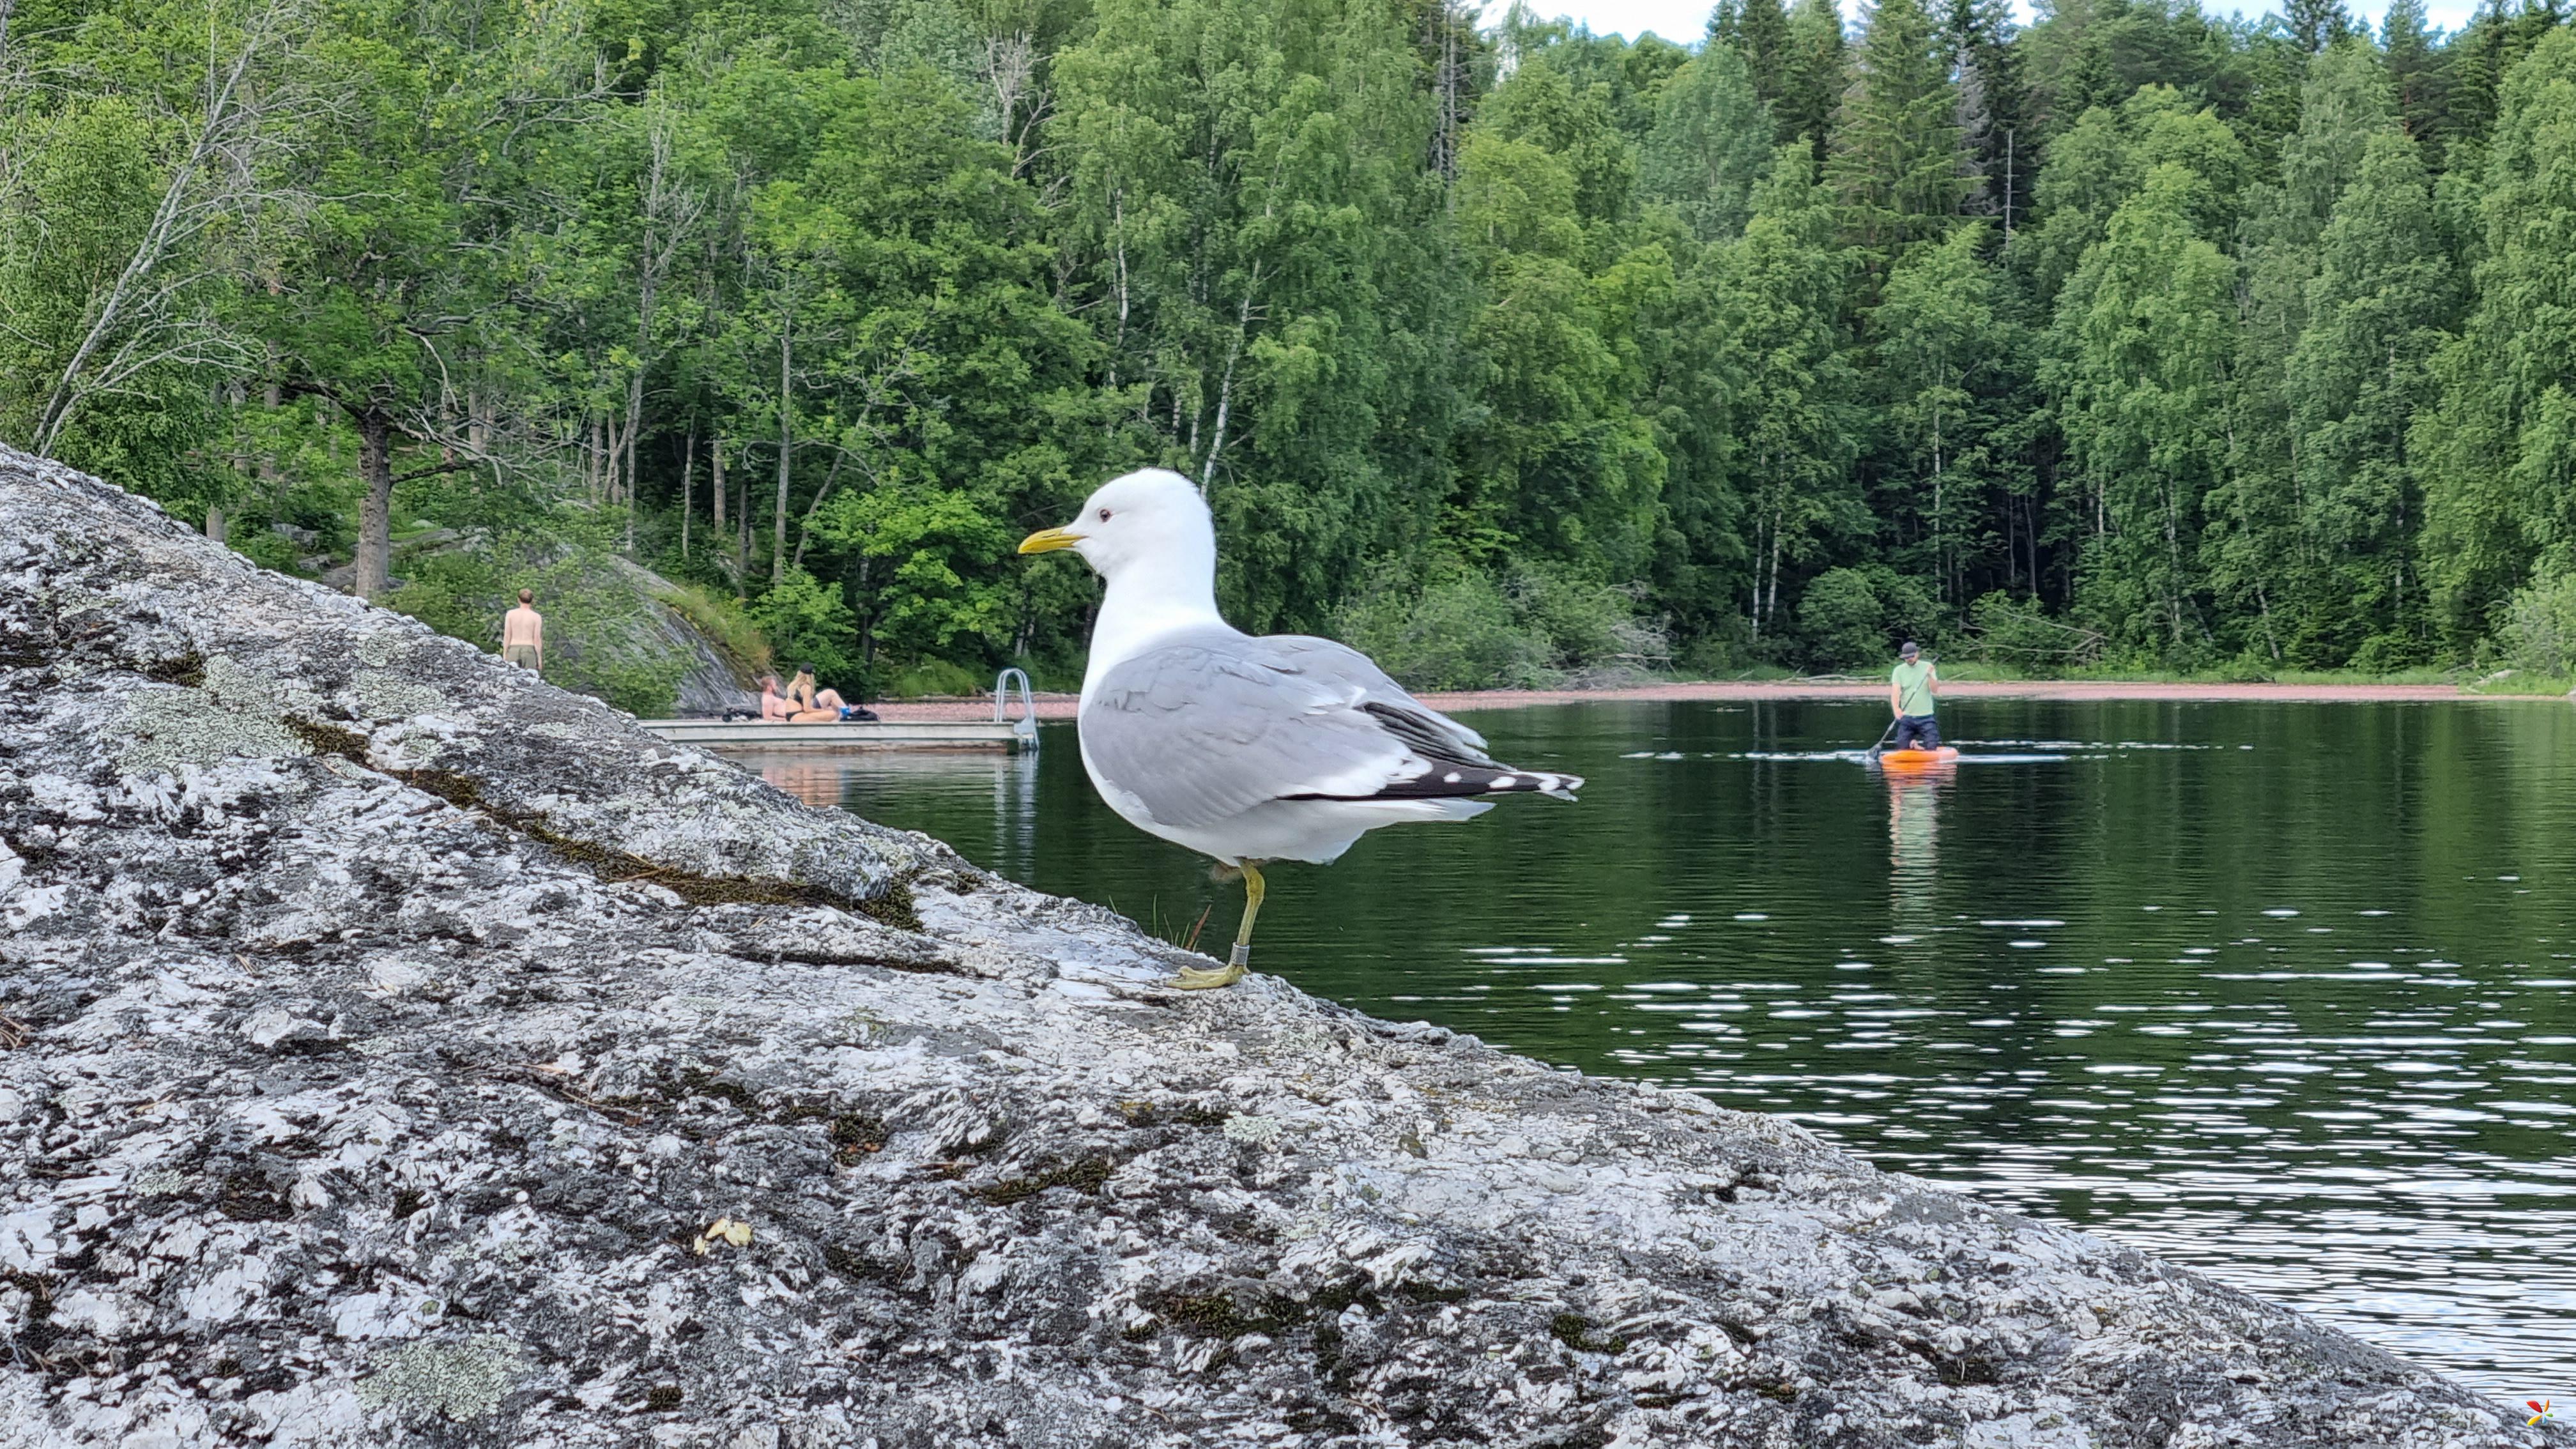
left=993, top=668, right=1039, bottom=746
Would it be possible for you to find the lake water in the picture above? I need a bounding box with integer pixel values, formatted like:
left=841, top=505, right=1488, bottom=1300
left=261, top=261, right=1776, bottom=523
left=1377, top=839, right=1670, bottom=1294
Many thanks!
left=732, top=697, right=2576, bottom=1402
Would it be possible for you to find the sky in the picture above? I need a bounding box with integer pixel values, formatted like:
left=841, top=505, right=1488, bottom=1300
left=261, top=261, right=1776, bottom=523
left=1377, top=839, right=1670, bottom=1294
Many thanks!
left=1517, top=0, right=2485, bottom=47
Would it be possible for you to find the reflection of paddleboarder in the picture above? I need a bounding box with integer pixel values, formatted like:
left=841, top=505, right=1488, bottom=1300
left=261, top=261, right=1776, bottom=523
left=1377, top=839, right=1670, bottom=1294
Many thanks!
left=1887, top=766, right=1942, bottom=929
left=1888, top=772, right=1938, bottom=866
left=1887, top=641, right=1940, bottom=751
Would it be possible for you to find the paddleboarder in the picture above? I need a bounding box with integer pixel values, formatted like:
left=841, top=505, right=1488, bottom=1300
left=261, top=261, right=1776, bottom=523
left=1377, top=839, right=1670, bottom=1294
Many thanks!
left=1888, top=641, right=1941, bottom=752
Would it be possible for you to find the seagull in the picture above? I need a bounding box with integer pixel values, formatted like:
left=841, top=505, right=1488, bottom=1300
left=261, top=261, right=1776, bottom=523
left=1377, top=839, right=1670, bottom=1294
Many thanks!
left=1018, top=468, right=1582, bottom=990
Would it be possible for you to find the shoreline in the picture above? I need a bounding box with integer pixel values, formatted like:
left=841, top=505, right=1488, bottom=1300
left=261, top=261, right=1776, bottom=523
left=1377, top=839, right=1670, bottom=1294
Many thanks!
left=861, top=676, right=2555, bottom=723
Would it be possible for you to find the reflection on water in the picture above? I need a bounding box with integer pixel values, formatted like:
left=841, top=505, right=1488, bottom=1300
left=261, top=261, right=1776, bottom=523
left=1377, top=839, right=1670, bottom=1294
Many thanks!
left=1885, top=765, right=1945, bottom=935
left=734, top=698, right=2576, bottom=1402
left=730, top=747, right=1043, bottom=877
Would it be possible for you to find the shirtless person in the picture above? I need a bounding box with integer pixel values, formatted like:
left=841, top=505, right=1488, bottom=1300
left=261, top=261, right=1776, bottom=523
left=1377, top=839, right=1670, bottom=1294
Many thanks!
left=758, top=674, right=793, bottom=721
left=502, top=590, right=544, bottom=674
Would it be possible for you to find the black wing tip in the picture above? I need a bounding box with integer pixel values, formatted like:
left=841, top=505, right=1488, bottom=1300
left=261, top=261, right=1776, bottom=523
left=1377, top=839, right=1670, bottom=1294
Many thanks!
left=1287, top=765, right=1583, bottom=803
left=1478, top=765, right=1582, bottom=797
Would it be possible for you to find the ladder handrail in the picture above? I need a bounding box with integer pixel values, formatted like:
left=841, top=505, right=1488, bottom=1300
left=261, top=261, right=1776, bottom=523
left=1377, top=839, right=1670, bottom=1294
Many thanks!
left=993, top=667, right=1038, bottom=739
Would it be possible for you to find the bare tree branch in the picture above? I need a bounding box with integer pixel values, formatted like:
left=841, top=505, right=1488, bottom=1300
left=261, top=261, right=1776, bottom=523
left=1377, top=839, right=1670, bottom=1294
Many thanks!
left=31, top=0, right=316, bottom=455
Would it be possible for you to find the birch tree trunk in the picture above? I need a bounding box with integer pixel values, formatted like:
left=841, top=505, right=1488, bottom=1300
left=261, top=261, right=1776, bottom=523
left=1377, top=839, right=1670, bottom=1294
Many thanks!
left=353, top=405, right=394, bottom=601
left=771, top=318, right=793, bottom=586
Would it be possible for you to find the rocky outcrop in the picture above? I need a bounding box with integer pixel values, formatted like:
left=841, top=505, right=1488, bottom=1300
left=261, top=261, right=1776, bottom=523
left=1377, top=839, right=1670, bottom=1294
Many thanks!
left=376, top=530, right=762, bottom=718
left=0, top=445, right=2555, bottom=1449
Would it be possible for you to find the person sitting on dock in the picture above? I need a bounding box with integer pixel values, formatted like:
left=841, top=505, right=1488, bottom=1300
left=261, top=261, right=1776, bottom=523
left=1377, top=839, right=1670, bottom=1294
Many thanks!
left=785, top=666, right=871, bottom=723
left=1888, top=641, right=1941, bottom=750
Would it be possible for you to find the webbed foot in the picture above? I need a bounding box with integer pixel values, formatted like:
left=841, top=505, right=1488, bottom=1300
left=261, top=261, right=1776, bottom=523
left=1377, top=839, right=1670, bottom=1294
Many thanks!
left=1167, top=962, right=1248, bottom=991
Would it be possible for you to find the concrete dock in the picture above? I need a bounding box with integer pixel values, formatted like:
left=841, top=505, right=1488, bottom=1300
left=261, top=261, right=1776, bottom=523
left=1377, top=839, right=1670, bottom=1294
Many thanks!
left=639, top=718, right=1035, bottom=750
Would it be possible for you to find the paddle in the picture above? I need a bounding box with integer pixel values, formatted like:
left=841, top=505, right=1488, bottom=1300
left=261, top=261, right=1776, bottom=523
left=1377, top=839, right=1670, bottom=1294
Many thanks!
left=1865, top=716, right=1897, bottom=762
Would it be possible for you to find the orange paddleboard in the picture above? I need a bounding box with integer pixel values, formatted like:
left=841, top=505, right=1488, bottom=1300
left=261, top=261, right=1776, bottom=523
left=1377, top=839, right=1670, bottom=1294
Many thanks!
left=1876, top=747, right=1959, bottom=768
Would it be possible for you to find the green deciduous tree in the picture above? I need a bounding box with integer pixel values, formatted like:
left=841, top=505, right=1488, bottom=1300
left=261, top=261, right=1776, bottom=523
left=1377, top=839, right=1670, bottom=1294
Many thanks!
left=2207, top=42, right=2398, bottom=662
left=2421, top=27, right=2576, bottom=647
left=2051, top=162, right=2234, bottom=658
left=1728, top=145, right=1864, bottom=642
left=1639, top=45, right=1772, bottom=241
left=1873, top=223, right=2004, bottom=604
left=2282, top=130, right=2458, bottom=664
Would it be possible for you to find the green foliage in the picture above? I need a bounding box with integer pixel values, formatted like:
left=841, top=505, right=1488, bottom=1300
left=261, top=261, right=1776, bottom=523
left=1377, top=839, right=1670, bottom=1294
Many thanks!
left=1963, top=591, right=2104, bottom=670
left=2502, top=571, right=2576, bottom=676
left=1639, top=48, right=1773, bottom=241
left=656, top=584, right=775, bottom=680
left=1828, top=0, right=1971, bottom=285
left=1334, top=561, right=1665, bottom=691
left=885, top=658, right=986, bottom=698
left=10, top=0, right=2576, bottom=703
left=2050, top=163, right=2235, bottom=662
left=2423, top=29, right=2576, bottom=650
left=1337, top=569, right=1551, bottom=691
left=749, top=566, right=862, bottom=686
left=231, top=531, right=307, bottom=577
left=813, top=484, right=1013, bottom=668
left=1798, top=564, right=1940, bottom=671
left=386, top=530, right=696, bottom=717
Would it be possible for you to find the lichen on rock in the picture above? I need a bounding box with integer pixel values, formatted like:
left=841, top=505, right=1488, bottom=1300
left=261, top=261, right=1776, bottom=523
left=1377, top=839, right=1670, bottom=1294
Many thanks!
left=114, top=687, right=310, bottom=775
left=354, top=1335, right=527, bottom=1423
left=1, top=442, right=2564, bottom=1449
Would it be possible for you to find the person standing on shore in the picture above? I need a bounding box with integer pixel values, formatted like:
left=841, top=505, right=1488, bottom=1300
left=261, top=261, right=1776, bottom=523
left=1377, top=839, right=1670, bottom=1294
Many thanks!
left=502, top=589, right=544, bottom=675
left=1887, top=641, right=1940, bottom=750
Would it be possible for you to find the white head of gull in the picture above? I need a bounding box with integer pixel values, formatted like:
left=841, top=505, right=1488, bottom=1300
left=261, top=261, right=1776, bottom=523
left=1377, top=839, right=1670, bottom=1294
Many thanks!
left=1020, top=467, right=1582, bottom=990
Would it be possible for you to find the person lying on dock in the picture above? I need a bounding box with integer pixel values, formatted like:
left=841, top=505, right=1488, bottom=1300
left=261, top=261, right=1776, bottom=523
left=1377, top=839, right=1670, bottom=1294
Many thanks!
left=758, top=675, right=794, bottom=722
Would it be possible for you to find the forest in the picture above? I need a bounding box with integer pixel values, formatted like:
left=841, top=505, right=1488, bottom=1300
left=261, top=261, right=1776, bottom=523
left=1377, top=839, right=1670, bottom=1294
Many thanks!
left=8, top=0, right=2576, bottom=706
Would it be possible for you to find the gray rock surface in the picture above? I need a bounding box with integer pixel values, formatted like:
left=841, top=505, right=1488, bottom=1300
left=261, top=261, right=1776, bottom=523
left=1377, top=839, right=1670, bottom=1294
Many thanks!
left=0, top=444, right=2558, bottom=1448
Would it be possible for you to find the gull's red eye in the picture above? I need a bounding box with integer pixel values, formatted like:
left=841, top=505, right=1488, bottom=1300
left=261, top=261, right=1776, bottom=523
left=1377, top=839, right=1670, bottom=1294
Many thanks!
left=1098, top=508, right=1112, bottom=521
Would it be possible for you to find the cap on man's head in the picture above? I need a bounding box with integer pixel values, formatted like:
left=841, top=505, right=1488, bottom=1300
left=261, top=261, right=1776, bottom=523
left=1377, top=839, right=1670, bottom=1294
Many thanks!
left=1899, top=641, right=1921, bottom=659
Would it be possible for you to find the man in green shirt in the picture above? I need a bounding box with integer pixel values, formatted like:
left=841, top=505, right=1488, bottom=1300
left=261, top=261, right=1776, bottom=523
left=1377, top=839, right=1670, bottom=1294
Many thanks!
left=1887, top=641, right=1940, bottom=750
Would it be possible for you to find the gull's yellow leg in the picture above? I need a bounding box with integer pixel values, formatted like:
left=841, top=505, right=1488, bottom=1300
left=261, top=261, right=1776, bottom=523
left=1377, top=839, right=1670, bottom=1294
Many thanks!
left=1170, top=862, right=1262, bottom=990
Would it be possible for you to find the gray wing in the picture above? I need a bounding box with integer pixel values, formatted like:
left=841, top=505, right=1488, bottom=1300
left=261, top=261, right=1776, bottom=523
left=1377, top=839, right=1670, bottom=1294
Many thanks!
left=1082, top=628, right=1515, bottom=831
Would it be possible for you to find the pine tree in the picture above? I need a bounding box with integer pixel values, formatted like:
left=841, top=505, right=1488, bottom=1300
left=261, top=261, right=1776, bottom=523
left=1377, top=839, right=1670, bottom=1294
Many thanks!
left=1712, top=0, right=1798, bottom=139
left=2285, top=0, right=2352, bottom=56
left=1828, top=0, right=1971, bottom=287
left=2380, top=0, right=2447, bottom=168
left=2440, top=0, right=2513, bottom=151
left=1945, top=0, right=2030, bottom=233
left=1782, top=0, right=1850, bottom=169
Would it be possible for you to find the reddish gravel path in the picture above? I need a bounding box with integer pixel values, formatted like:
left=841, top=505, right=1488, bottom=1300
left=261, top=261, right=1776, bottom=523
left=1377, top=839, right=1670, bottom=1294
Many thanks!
left=859, top=677, right=2527, bottom=724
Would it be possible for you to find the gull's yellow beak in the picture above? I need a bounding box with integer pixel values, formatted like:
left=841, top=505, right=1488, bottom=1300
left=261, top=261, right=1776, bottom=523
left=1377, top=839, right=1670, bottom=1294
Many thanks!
left=1017, top=526, right=1082, bottom=555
